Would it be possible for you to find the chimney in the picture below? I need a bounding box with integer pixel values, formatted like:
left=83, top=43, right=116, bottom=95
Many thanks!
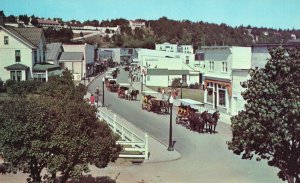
left=0, top=11, right=5, bottom=26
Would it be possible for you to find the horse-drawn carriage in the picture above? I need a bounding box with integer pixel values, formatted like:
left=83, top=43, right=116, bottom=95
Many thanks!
left=106, top=79, right=118, bottom=92
left=141, top=91, right=169, bottom=114
left=118, top=83, right=131, bottom=99
left=175, top=99, right=220, bottom=133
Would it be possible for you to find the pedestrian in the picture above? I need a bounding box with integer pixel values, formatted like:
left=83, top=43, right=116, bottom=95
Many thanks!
left=95, top=89, right=99, bottom=107
left=90, top=94, right=95, bottom=106
left=161, top=88, right=165, bottom=99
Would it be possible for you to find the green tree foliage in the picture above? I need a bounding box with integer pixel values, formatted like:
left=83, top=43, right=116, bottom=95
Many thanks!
left=44, top=27, right=73, bottom=43
left=227, top=47, right=300, bottom=183
left=5, top=79, right=44, bottom=97
left=31, top=18, right=38, bottom=26
left=18, top=14, right=30, bottom=25
left=0, top=70, right=121, bottom=183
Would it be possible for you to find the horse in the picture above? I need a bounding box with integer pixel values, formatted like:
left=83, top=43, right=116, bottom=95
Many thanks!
left=160, top=100, right=169, bottom=114
left=187, top=110, right=205, bottom=133
left=202, top=110, right=220, bottom=134
left=130, top=90, right=139, bottom=100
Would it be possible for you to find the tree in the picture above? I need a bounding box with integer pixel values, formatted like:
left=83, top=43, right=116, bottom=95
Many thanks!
left=0, top=70, right=121, bottom=183
left=31, top=18, right=38, bottom=26
left=227, top=47, right=300, bottom=183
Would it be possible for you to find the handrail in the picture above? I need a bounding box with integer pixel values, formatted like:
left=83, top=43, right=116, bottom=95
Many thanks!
left=97, top=107, right=149, bottom=160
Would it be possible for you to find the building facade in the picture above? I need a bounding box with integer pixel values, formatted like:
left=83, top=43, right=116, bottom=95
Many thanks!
left=202, top=46, right=251, bottom=114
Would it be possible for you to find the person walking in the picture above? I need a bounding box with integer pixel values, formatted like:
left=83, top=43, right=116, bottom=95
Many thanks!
left=90, top=94, right=95, bottom=106
left=161, top=88, right=165, bottom=99
left=95, top=88, right=99, bottom=107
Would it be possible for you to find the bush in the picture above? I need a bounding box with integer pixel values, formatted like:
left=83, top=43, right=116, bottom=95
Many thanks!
left=6, top=80, right=44, bottom=96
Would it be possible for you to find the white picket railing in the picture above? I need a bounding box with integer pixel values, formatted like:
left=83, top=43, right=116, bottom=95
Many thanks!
left=97, top=108, right=149, bottom=160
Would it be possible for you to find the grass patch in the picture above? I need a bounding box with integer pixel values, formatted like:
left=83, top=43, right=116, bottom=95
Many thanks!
left=146, top=86, right=204, bottom=102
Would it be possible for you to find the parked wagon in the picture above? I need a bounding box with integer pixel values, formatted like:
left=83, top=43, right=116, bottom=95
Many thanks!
left=118, top=83, right=131, bottom=99
left=106, top=79, right=119, bottom=92
left=175, top=99, right=204, bottom=127
left=141, top=91, right=169, bottom=114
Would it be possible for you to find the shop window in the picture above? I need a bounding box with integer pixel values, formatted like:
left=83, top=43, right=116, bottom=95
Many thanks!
left=219, top=90, right=226, bottom=107
left=207, top=88, right=213, bottom=104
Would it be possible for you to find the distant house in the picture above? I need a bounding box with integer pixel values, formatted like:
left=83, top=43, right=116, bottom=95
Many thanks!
left=129, top=20, right=145, bottom=30
left=0, top=15, right=61, bottom=82
left=137, top=49, right=200, bottom=87
left=37, top=19, right=62, bottom=29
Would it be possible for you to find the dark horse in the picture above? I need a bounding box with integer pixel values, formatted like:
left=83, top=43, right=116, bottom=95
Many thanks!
left=187, top=111, right=205, bottom=133
left=130, top=90, right=139, bottom=100
left=202, top=110, right=220, bottom=134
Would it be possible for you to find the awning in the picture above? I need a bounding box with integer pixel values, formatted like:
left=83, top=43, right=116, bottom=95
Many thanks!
left=5, top=63, right=29, bottom=70
left=204, top=79, right=232, bottom=96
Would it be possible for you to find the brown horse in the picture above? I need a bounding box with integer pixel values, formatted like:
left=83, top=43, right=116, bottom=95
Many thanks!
left=202, top=110, right=220, bottom=133
left=187, top=111, right=205, bottom=133
left=160, top=100, right=169, bottom=114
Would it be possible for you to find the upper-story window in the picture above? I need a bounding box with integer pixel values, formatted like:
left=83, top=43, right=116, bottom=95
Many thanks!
left=222, top=62, right=228, bottom=72
left=15, top=50, right=21, bottom=62
left=34, top=50, right=37, bottom=64
left=209, top=61, right=214, bottom=71
left=4, top=36, right=9, bottom=45
left=43, top=51, right=46, bottom=62
left=186, top=56, right=189, bottom=64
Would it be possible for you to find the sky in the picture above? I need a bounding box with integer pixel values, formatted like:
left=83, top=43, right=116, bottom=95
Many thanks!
left=1, top=0, right=300, bottom=29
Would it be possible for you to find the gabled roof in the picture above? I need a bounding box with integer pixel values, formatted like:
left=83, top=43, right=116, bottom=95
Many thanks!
left=47, top=42, right=63, bottom=61
left=4, top=63, right=29, bottom=70
left=2, top=26, right=44, bottom=48
left=59, top=52, right=84, bottom=61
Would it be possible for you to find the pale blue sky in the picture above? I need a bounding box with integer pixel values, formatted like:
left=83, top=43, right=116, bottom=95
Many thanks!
left=1, top=0, right=300, bottom=29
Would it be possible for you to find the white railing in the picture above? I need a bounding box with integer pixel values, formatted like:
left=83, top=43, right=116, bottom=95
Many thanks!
left=97, top=108, right=149, bottom=160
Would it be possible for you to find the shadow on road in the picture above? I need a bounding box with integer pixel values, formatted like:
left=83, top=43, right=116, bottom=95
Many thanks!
left=65, top=175, right=116, bottom=183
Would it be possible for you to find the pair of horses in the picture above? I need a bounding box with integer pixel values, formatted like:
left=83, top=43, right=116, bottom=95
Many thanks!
left=187, top=110, right=220, bottom=134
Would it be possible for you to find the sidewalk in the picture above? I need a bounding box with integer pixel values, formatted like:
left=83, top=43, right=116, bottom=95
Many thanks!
left=130, top=81, right=233, bottom=126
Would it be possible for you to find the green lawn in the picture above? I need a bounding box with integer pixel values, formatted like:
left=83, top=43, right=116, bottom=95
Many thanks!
left=147, top=86, right=204, bottom=102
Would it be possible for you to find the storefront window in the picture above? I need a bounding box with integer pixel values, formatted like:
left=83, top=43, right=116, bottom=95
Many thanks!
left=207, top=88, right=213, bottom=104
left=219, top=90, right=226, bottom=107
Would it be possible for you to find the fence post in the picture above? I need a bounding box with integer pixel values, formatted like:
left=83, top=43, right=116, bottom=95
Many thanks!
left=113, top=114, right=117, bottom=133
left=121, top=127, right=124, bottom=140
left=144, top=133, right=149, bottom=160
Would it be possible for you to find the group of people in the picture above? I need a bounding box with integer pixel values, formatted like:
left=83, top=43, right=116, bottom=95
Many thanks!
left=89, top=87, right=101, bottom=107
left=161, top=88, right=179, bottom=100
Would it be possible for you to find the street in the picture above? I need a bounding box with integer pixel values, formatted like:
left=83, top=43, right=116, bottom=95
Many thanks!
left=87, top=68, right=282, bottom=183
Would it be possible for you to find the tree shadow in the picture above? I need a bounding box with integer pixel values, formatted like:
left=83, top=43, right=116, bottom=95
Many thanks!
left=65, top=175, right=116, bottom=183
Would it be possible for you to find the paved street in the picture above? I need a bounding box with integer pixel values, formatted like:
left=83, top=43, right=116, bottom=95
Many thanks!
left=86, top=67, right=283, bottom=183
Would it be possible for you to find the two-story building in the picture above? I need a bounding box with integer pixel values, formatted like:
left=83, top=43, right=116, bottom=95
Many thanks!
left=138, top=48, right=200, bottom=87
left=129, top=20, right=145, bottom=30
left=202, top=46, right=251, bottom=115
left=0, top=15, right=61, bottom=82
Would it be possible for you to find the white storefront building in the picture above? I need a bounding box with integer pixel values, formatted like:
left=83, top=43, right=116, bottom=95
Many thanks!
left=202, top=46, right=251, bottom=115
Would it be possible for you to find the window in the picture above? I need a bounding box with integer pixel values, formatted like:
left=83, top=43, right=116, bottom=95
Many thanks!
left=209, top=61, right=214, bottom=71
left=222, top=62, right=228, bottom=72
left=219, top=90, right=226, bottom=107
left=4, top=36, right=8, bottom=45
left=10, top=71, right=16, bottom=81
left=17, top=71, right=21, bottom=81
left=186, top=56, right=189, bottom=64
left=34, top=50, right=37, bottom=64
left=15, top=50, right=21, bottom=62
left=43, top=51, right=46, bottom=62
